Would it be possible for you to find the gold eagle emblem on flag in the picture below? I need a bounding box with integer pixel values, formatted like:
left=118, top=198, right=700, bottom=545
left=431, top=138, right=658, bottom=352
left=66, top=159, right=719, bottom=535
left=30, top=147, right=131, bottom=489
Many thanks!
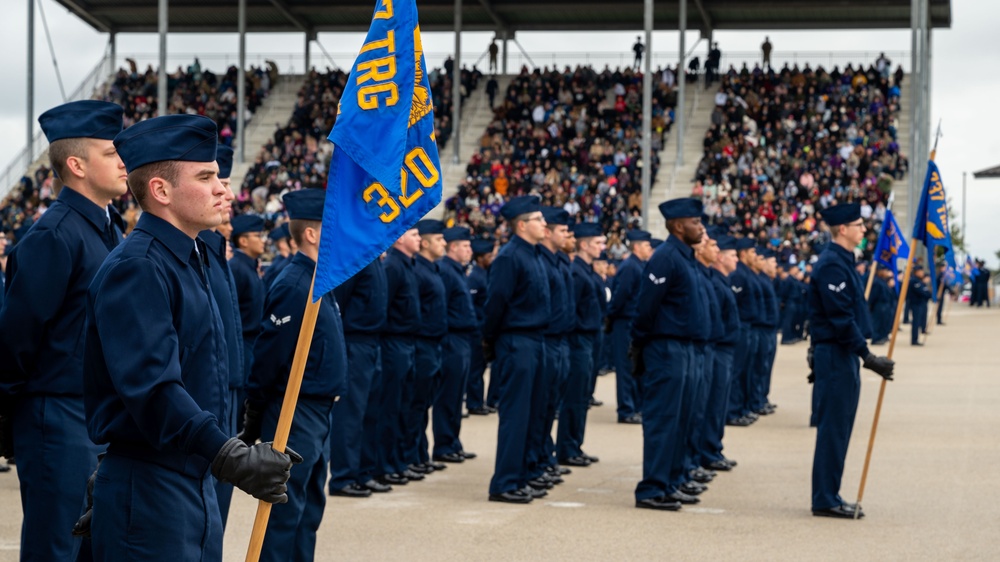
left=408, top=26, right=433, bottom=128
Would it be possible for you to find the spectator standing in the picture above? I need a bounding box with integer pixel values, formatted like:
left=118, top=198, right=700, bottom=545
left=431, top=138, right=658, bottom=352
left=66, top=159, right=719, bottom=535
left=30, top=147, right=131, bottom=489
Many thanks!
left=761, top=37, right=773, bottom=68
left=489, top=39, right=500, bottom=73
left=633, top=37, right=645, bottom=71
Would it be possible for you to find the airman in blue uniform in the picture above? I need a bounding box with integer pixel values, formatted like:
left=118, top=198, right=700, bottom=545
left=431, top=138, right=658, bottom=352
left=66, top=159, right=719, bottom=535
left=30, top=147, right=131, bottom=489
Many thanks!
left=433, top=227, right=478, bottom=463
left=868, top=268, right=894, bottom=345
left=631, top=198, right=708, bottom=511
left=199, top=144, right=245, bottom=525
left=608, top=230, right=654, bottom=424
left=465, top=239, right=497, bottom=415
left=86, top=114, right=296, bottom=560
left=241, top=188, right=346, bottom=561
left=483, top=196, right=551, bottom=504
left=230, top=213, right=266, bottom=399
left=907, top=266, right=932, bottom=345
left=754, top=247, right=780, bottom=416
left=808, top=203, right=894, bottom=519
left=329, top=258, right=388, bottom=497
left=780, top=264, right=806, bottom=344
left=0, top=100, right=126, bottom=561
left=726, top=239, right=763, bottom=427
left=263, top=223, right=294, bottom=289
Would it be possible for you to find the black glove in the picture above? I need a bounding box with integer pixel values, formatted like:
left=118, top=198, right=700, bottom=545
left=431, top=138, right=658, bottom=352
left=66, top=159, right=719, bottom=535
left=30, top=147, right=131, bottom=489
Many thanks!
left=863, top=353, right=895, bottom=381
left=237, top=401, right=265, bottom=446
left=211, top=438, right=303, bottom=504
left=602, top=317, right=613, bottom=334
left=482, top=340, right=496, bottom=363
left=72, top=454, right=104, bottom=538
left=628, top=342, right=646, bottom=378
left=806, top=346, right=815, bottom=384
left=0, top=414, right=12, bottom=460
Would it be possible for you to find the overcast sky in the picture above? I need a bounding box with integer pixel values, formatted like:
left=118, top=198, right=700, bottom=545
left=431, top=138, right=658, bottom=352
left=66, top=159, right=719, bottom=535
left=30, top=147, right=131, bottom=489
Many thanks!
left=2, top=0, right=998, bottom=266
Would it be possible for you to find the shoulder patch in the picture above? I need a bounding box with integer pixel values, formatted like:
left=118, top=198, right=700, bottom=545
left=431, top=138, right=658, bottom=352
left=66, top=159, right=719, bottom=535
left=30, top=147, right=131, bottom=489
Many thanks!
left=827, top=281, right=846, bottom=293
left=271, top=314, right=293, bottom=326
left=648, top=272, right=666, bottom=285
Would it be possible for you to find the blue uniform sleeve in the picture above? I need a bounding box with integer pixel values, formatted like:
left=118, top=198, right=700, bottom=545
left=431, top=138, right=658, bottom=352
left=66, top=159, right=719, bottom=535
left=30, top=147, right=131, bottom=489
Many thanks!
left=607, top=262, right=637, bottom=318
left=631, top=253, right=675, bottom=345
left=0, top=229, right=73, bottom=390
left=332, top=269, right=360, bottom=310
left=482, top=254, right=516, bottom=342
left=92, top=258, right=230, bottom=463
left=816, top=265, right=871, bottom=358
left=247, top=280, right=308, bottom=406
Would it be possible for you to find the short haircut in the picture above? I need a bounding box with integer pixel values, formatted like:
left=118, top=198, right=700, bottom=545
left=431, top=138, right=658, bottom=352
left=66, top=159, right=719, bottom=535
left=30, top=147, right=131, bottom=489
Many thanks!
left=47, top=138, right=92, bottom=183
left=510, top=212, right=534, bottom=233
left=289, top=219, right=321, bottom=246
left=127, top=160, right=179, bottom=208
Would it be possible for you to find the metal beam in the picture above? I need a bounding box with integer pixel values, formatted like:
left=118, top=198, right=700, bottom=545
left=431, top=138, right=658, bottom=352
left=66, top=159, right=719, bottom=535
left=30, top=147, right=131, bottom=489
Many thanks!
left=477, top=0, right=507, bottom=30
left=238, top=0, right=247, bottom=163
left=452, top=0, right=462, bottom=164
left=27, top=0, right=35, bottom=153
left=692, top=0, right=712, bottom=31
left=676, top=0, right=686, bottom=169
left=640, top=0, right=652, bottom=228
left=157, top=0, right=167, bottom=117
left=54, top=0, right=112, bottom=33
left=266, top=0, right=309, bottom=30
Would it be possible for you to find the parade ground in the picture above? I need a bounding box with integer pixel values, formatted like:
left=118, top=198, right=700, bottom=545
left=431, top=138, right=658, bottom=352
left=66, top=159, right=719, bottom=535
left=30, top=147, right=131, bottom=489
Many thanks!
left=0, top=305, right=995, bottom=561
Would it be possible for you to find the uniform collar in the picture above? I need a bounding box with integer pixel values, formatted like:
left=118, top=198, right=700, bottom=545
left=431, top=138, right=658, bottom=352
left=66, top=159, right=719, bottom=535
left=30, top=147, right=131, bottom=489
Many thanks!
left=573, top=255, right=594, bottom=272
left=666, top=234, right=695, bottom=260
left=290, top=251, right=316, bottom=269
left=134, top=212, right=197, bottom=264
left=388, top=247, right=415, bottom=266
left=538, top=244, right=560, bottom=264
left=828, top=243, right=856, bottom=266
left=509, top=234, right=536, bottom=254
left=440, top=255, right=465, bottom=273
left=198, top=229, right=227, bottom=257
left=57, top=186, right=111, bottom=232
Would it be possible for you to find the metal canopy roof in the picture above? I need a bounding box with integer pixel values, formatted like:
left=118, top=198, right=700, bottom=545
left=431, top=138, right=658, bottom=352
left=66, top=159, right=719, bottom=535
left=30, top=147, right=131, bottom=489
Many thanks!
left=973, top=165, right=1000, bottom=179
left=57, top=0, right=952, bottom=34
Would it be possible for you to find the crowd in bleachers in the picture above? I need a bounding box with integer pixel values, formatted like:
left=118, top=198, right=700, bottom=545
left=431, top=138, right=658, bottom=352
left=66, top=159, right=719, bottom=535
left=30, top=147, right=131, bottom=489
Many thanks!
left=696, top=60, right=908, bottom=265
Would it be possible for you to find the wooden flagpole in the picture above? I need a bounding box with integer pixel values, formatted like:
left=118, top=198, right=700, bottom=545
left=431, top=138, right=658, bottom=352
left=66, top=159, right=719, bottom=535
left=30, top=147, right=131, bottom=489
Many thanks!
left=864, top=262, right=879, bottom=301
left=245, top=271, right=322, bottom=561
left=925, top=279, right=946, bottom=337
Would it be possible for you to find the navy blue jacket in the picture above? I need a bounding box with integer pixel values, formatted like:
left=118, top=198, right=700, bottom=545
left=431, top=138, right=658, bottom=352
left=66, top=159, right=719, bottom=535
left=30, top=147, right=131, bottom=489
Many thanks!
left=729, top=262, right=760, bottom=326
left=439, top=256, right=477, bottom=332
left=539, top=245, right=573, bottom=336
left=383, top=248, right=421, bottom=335
left=572, top=257, right=604, bottom=333
left=333, top=259, right=387, bottom=335
left=698, top=264, right=723, bottom=343
left=248, top=252, right=347, bottom=405
left=229, top=250, right=264, bottom=339
left=467, top=264, right=488, bottom=329
left=808, top=243, right=873, bottom=357
left=483, top=235, right=551, bottom=341
left=263, top=254, right=290, bottom=289
left=1, top=186, right=122, bottom=396
left=907, top=276, right=932, bottom=306
left=710, top=268, right=740, bottom=346
left=414, top=253, right=448, bottom=338
left=632, top=235, right=709, bottom=344
left=84, top=213, right=230, bottom=471
left=608, top=254, right=644, bottom=320
left=758, top=273, right=779, bottom=328
left=200, top=229, right=244, bottom=390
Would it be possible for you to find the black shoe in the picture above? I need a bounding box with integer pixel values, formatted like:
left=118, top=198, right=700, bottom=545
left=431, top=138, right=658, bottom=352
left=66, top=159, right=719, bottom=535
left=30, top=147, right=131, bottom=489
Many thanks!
left=546, top=465, right=571, bottom=476
left=462, top=412, right=470, bottom=419
left=486, top=406, right=498, bottom=414
left=704, top=460, right=732, bottom=472
left=402, top=469, right=425, bottom=481
left=589, top=398, right=604, bottom=407
left=379, top=473, right=408, bottom=486
left=812, top=504, right=864, bottom=519
left=690, top=468, right=714, bottom=483
left=871, top=338, right=889, bottom=345
left=722, top=457, right=738, bottom=468
left=667, top=491, right=700, bottom=505
left=489, top=490, right=533, bottom=504
left=433, top=452, right=465, bottom=463
left=560, top=456, right=591, bottom=467
left=618, top=414, right=642, bottom=424
left=429, top=461, right=447, bottom=471
left=726, top=417, right=752, bottom=427
left=0, top=465, right=10, bottom=473
left=746, top=412, right=760, bottom=421
left=527, top=478, right=553, bottom=490
left=522, top=485, right=548, bottom=498
left=468, top=406, right=492, bottom=416
left=409, top=463, right=433, bottom=474
left=330, top=483, right=372, bottom=498
left=679, top=481, right=706, bottom=495
left=546, top=474, right=564, bottom=485
left=636, top=496, right=682, bottom=511
left=582, top=453, right=599, bottom=463
left=460, top=450, right=478, bottom=460
left=362, top=479, right=393, bottom=493
left=912, top=342, right=924, bottom=347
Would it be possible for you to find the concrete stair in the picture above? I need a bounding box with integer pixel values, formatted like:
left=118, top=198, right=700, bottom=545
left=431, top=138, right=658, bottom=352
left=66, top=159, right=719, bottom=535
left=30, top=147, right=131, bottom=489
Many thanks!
left=889, top=81, right=912, bottom=233
left=229, top=74, right=305, bottom=189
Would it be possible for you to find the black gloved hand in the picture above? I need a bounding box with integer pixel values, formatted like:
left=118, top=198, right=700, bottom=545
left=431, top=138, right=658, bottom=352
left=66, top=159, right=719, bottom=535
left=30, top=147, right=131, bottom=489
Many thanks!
left=482, top=340, right=496, bottom=363
left=863, top=353, right=895, bottom=381
left=806, top=346, right=815, bottom=384
left=72, top=454, right=104, bottom=538
left=628, top=342, right=646, bottom=378
left=0, top=414, right=12, bottom=460
left=211, top=438, right=303, bottom=504
left=807, top=371, right=815, bottom=384
left=602, top=317, right=613, bottom=334
left=237, top=401, right=265, bottom=446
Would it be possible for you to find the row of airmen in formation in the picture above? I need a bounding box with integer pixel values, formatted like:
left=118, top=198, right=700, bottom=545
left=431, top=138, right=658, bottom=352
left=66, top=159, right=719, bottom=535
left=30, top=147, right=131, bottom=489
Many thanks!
left=0, top=99, right=898, bottom=562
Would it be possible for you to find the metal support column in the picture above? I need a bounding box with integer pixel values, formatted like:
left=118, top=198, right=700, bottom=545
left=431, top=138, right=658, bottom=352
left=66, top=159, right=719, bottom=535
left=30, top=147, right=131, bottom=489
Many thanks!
left=305, top=32, right=312, bottom=74
left=452, top=0, right=462, bottom=164
left=109, top=32, right=117, bottom=73
left=676, top=0, right=687, bottom=168
left=27, top=0, right=35, bottom=151
left=237, top=0, right=247, bottom=163
left=961, top=171, right=966, bottom=242
left=640, top=0, right=653, bottom=228
left=157, top=0, right=168, bottom=117
left=908, top=0, right=920, bottom=227
left=502, top=32, right=508, bottom=74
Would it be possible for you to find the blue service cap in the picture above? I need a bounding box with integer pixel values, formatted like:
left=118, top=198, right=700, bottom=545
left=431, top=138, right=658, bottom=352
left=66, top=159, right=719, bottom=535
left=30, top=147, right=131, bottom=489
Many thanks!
left=735, top=237, right=756, bottom=251
left=650, top=238, right=664, bottom=249
left=231, top=214, right=265, bottom=238
left=283, top=188, right=325, bottom=221
left=444, top=226, right=471, bottom=242
left=217, top=145, right=234, bottom=179
left=658, top=197, right=703, bottom=220
left=114, top=114, right=218, bottom=174
left=571, top=222, right=603, bottom=238
left=757, top=247, right=775, bottom=259
left=541, top=206, right=570, bottom=226
left=38, top=100, right=124, bottom=143
left=500, top=195, right=541, bottom=220
left=820, top=202, right=861, bottom=226
left=471, top=239, right=495, bottom=255
left=626, top=229, right=652, bottom=243
left=716, top=235, right=737, bottom=250
left=268, top=223, right=290, bottom=242
left=706, top=225, right=728, bottom=240
left=416, top=219, right=445, bottom=235
left=913, top=264, right=924, bottom=272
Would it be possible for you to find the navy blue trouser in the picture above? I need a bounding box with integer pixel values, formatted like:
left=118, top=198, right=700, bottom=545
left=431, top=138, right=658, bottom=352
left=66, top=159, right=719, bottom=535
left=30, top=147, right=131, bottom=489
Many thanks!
left=748, top=327, right=772, bottom=412
left=685, top=344, right=715, bottom=473
left=215, top=387, right=239, bottom=527
left=465, top=331, right=498, bottom=410
left=811, top=343, right=861, bottom=510
left=542, top=337, right=570, bottom=471
left=671, top=343, right=703, bottom=488
left=406, top=338, right=441, bottom=467
left=260, top=399, right=332, bottom=562
left=635, top=339, right=690, bottom=501
left=781, top=303, right=801, bottom=342
left=357, top=336, right=384, bottom=484
left=93, top=455, right=221, bottom=561
left=557, top=332, right=595, bottom=461
left=378, top=336, right=414, bottom=476
left=526, top=335, right=562, bottom=479
left=726, top=324, right=757, bottom=420
left=329, top=334, right=379, bottom=491
left=489, top=332, right=545, bottom=496
left=612, top=318, right=642, bottom=419
left=700, top=344, right=735, bottom=464
left=589, top=331, right=605, bottom=398
left=753, top=328, right=777, bottom=410
left=13, top=395, right=101, bottom=562
left=433, top=332, right=470, bottom=457
left=911, top=303, right=928, bottom=344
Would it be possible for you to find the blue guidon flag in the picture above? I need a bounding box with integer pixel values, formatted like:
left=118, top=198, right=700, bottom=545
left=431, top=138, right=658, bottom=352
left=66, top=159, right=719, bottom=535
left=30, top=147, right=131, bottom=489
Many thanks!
left=872, top=208, right=909, bottom=292
left=911, top=160, right=957, bottom=301
left=313, top=0, right=442, bottom=299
